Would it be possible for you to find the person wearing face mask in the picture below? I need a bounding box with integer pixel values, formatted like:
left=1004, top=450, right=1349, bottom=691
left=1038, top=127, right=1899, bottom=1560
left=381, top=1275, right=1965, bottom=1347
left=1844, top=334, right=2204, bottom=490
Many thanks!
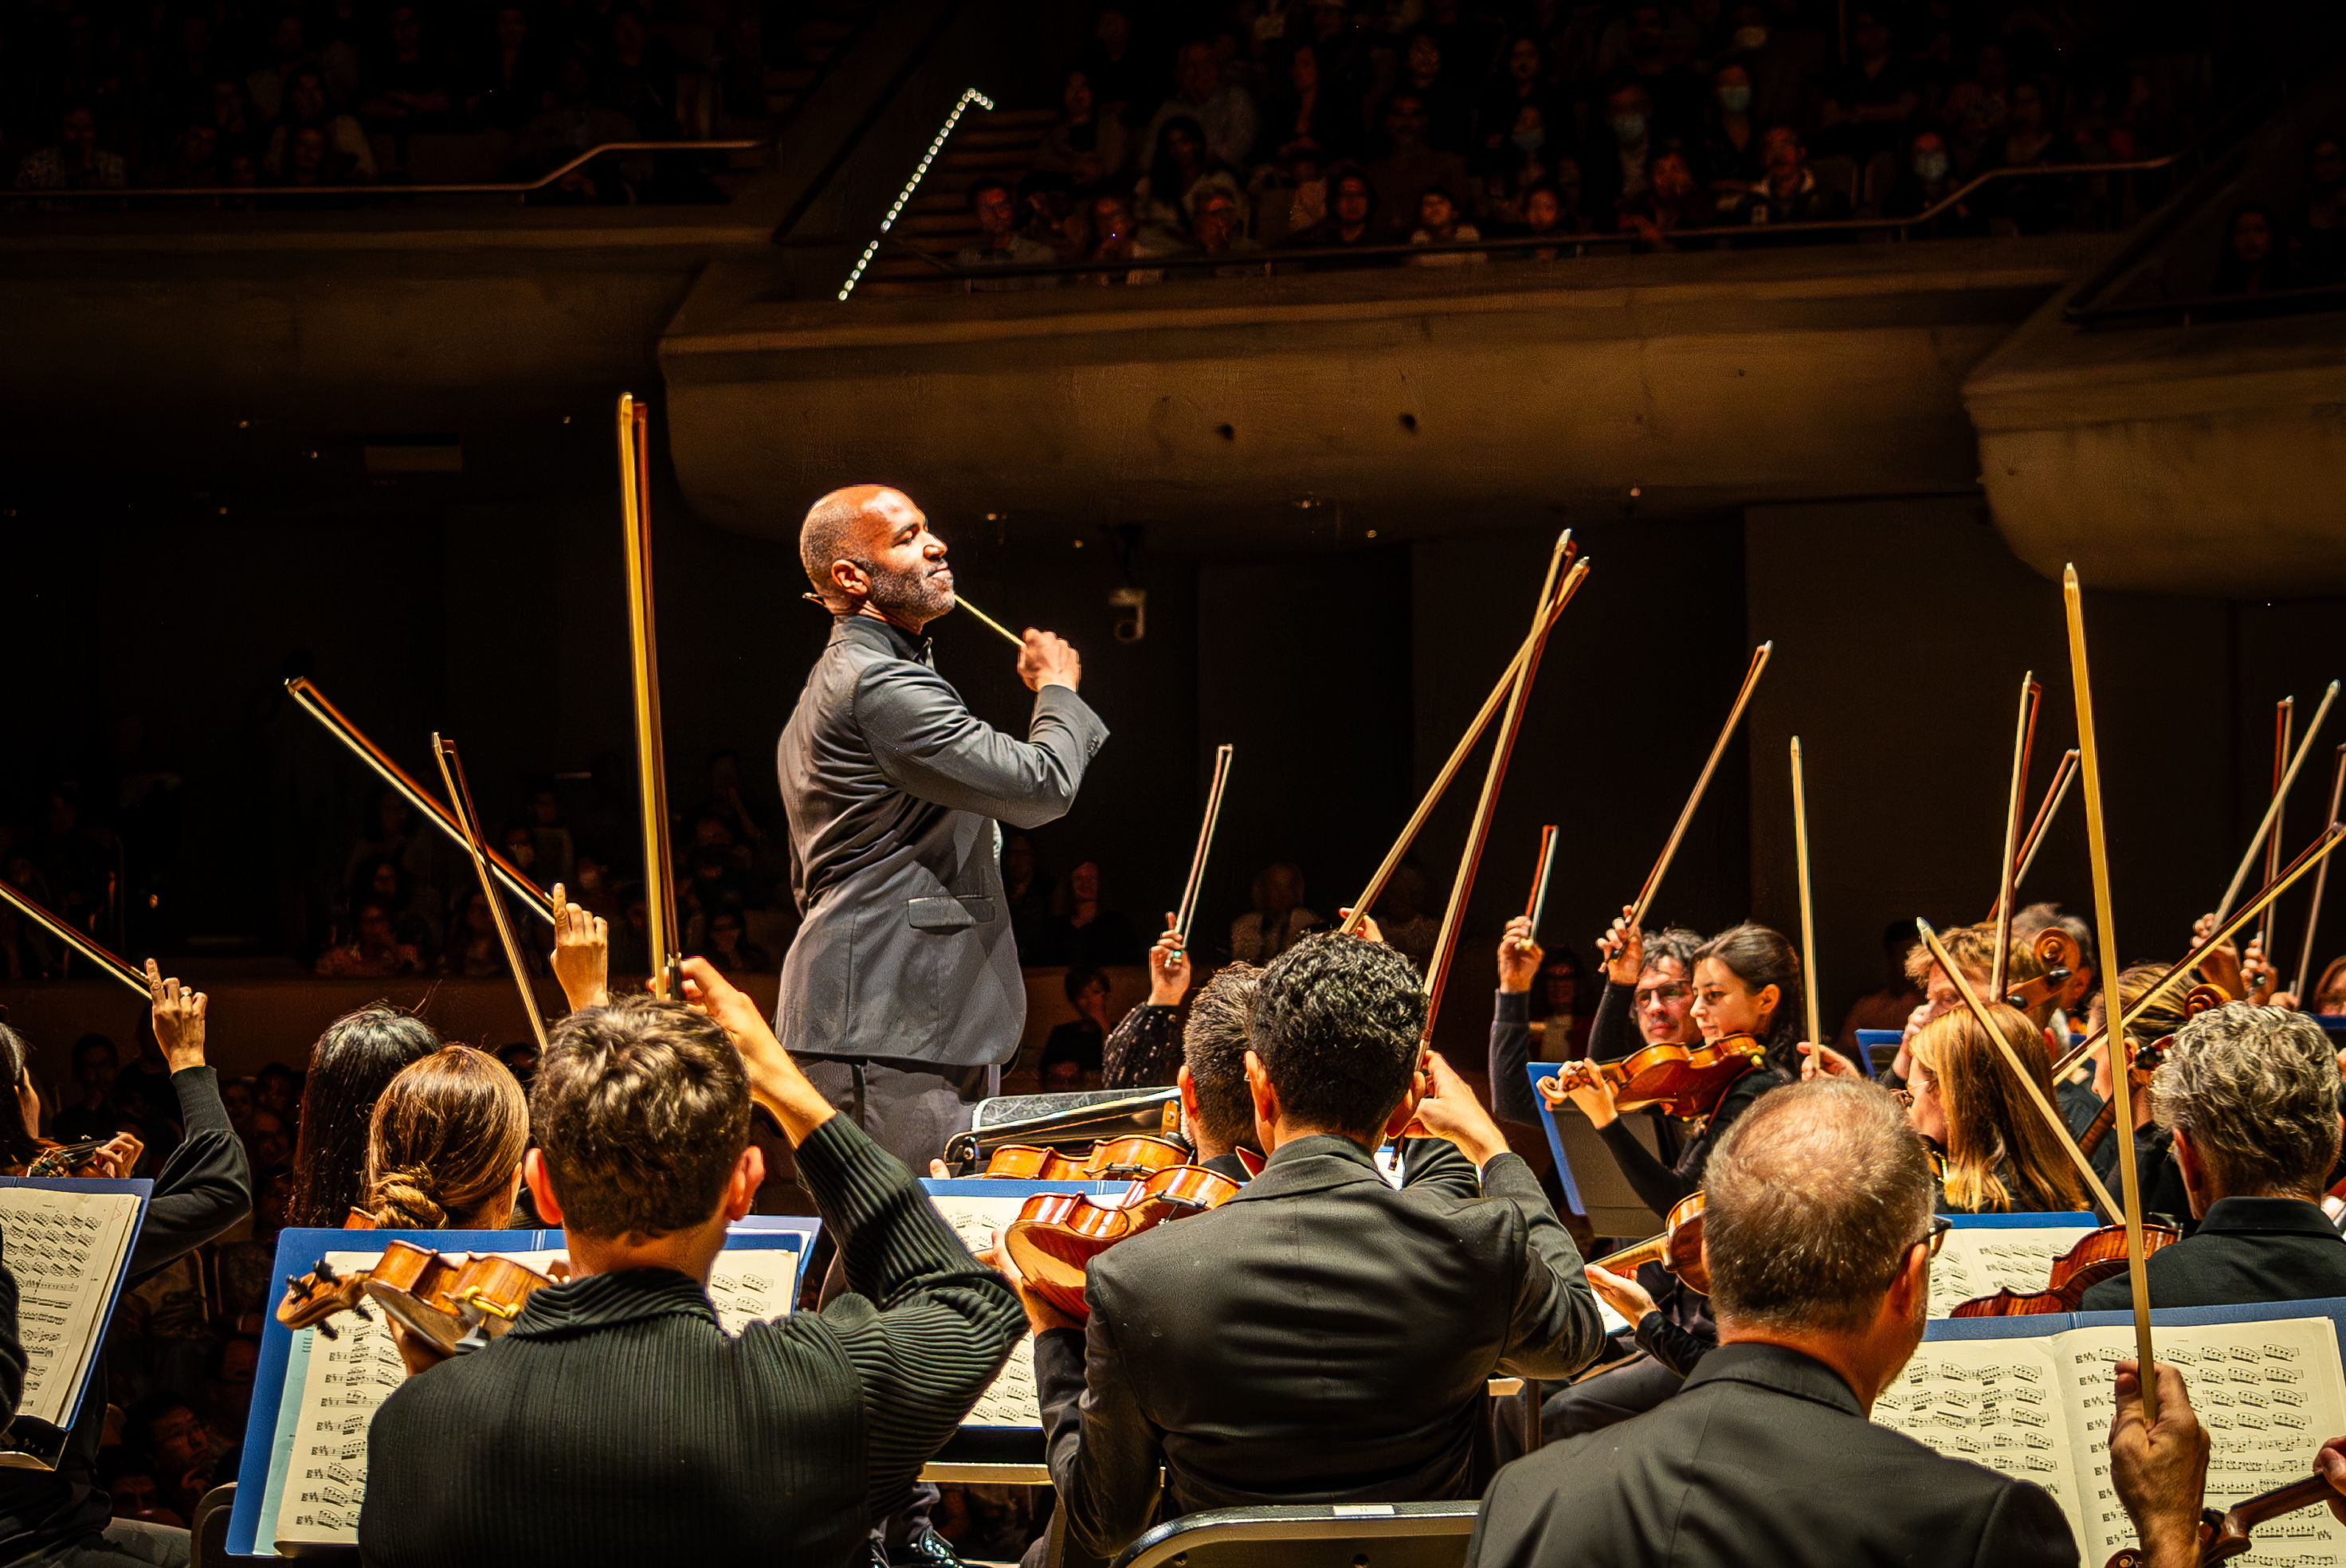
left=1578, top=80, right=1657, bottom=217
left=2298, top=136, right=2346, bottom=285
left=1884, top=127, right=1985, bottom=234
left=1717, top=0, right=1822, bottom=137
left=1699, top=62, right=1764, bottom=190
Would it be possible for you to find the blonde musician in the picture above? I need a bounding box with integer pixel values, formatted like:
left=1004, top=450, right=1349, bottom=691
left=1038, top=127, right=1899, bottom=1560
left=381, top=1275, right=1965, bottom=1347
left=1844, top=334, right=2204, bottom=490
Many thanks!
left=1902, top=1005, right=2091, bottom=1216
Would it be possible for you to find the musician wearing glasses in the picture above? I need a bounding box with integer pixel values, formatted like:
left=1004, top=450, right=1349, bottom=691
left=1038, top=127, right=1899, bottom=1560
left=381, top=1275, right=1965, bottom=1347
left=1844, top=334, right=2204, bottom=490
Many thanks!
left=780, top=485, right=1107, bottom=1166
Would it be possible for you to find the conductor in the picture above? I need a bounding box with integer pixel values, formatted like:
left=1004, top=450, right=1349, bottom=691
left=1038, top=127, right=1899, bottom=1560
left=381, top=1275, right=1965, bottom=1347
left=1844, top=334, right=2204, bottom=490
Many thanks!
left=779, top=485, right=1108, bottom=1163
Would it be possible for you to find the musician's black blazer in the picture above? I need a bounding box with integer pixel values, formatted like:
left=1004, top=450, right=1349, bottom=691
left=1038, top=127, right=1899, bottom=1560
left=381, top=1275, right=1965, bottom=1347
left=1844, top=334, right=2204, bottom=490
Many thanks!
left=776, top=614, right=1106, bottom=1068
left=1468, top=1342, right=2079, bottom=1568
left=2077, top=1195, right=2346, bottom=1311
left=1035, top=1134, right=1606, bottom=1560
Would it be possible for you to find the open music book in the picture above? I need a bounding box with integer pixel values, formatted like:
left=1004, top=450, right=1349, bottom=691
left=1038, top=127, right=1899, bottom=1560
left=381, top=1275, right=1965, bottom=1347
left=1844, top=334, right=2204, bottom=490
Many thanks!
left=1927, top=1213, right=2099, bottom=1319
left=0, top=1178, right=148, bottom=1468
left=1875, top=1301, right=2346, bottom=1566
left=229, top=1223, right=817, bottom=1558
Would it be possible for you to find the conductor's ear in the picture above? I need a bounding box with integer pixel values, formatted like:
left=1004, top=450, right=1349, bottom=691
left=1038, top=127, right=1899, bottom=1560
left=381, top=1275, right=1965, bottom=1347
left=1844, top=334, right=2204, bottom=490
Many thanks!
left=830, top=558, right=870, bottom=602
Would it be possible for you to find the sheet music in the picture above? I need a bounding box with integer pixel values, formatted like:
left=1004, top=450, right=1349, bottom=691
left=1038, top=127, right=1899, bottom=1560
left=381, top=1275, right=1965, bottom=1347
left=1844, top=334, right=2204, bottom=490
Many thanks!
left=1873, top=1337, right=2080, bottom=1518
left=928, top=1190, right=1045, bottom=1428
left=0, top=1186, right=141, bottom=1428
left=1926, top=1223, right=2097, bottom=1319
left=268, top=1244, right=802, bottom=1550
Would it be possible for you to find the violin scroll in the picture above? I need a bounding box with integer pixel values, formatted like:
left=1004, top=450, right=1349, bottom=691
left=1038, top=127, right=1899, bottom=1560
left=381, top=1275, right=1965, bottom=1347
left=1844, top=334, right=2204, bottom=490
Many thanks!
left=2003, top=927, right=2082, bottom=1013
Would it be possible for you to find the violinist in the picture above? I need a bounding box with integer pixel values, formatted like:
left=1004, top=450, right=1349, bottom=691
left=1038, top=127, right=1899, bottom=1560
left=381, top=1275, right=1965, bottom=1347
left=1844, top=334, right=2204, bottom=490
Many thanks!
left=1100, top=920, right=1192, bottom=1091
left=1469, top=1077, right=2215, bottom=1568
left=1012, top=935, right=1606, bottom=1563
left=359, top=1045, right=530, bottom=1230
left=1489, top=911, right=1703, bottom=1128
left=2077, top=1003, right=2346, bottom=1311
left=1173, top=962, right=1261, bottom=1177
left=286, top=1004, right=440, bottom=1229
left=2081, top=965, right=2199, bottom=1217
left=0, top=964, right=250, bottom=1568
left=0, top=1026, right=140, bottom=1181
left=1904, top=1005, right=2090, bottom=1216
left=360, top=958, right=1024, bottom=1568
left=2012, top=903, right=2097, bottom=1033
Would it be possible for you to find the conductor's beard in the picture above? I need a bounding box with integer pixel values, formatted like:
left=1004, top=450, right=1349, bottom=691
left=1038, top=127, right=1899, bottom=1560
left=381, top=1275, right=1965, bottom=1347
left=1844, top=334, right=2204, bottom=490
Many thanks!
left=865, top=559, right=955, bottom=626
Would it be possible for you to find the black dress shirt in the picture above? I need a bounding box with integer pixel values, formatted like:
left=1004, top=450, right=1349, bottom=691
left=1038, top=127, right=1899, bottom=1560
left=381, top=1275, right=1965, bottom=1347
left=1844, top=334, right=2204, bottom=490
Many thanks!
left=2078, top=1195, right=2346, bottom=1312
left=1468, top=1341, right=2080, bottom=1568
left=359, top=1116, right=1021, bottom=1567
left=1035, top=1134, right=1604, bottom=1560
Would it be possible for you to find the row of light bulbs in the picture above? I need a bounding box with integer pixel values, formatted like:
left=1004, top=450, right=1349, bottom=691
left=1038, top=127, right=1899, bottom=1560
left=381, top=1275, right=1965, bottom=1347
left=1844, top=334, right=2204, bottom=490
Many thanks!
left=837, top=87, right=998, bottom=303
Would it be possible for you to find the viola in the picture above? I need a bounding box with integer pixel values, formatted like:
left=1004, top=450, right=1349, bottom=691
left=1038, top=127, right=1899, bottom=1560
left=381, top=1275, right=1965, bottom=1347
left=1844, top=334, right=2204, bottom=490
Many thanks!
left=1543, top=1033, right=1769, bottom=1119
left=2105, top=1470, right=2336, bottom=1566
left=1948, top=1221, right=2181, bottom=1317
left=1589, top=1191, right=1710, bottom=1296
left=978, top=1134, right=1192, bottom=1182
left=1002, top=1162, right=1244, bottom=1323
left=2076, top=984, right=2227, bottom=1158
left=2003, top=927, right=2082, bottom=1013
left=276, top=1239, right=563, bottom=1355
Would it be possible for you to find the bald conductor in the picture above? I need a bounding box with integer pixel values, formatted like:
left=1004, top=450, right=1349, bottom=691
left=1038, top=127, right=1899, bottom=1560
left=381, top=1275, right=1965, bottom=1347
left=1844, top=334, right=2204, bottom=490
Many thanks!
left=777, top=486, right=1108, bottom=1163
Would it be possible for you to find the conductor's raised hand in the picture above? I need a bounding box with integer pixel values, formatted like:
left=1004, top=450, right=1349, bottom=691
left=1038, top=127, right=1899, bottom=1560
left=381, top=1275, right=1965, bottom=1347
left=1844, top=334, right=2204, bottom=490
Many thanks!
left=1597, top=905, right=1643, bottom=987
left=548, top=883, right=610, bottom=1013
left=1148, top=914, right=1192, bottom=1006
left=1498, top=915, right=1543, bottom=994
left=1017, top=629, right=1081, bottom=693
left=145, top=959, right=208, bottom=1072
left=678, top=956, right=834, bottom=1143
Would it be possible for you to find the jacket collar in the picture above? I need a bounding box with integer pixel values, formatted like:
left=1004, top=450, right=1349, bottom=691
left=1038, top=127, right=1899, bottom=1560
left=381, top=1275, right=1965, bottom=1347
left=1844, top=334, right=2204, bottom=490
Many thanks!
left=1224, top=1133, right=1386, bottom=1203
left=833, top=613, right=932, bottom=667
left=1682, top=1341, right=1866, bottom=1419
left=507, top=1266, right=719, bottom=1340
left=2194, top=1195, right=2344, bottom=1239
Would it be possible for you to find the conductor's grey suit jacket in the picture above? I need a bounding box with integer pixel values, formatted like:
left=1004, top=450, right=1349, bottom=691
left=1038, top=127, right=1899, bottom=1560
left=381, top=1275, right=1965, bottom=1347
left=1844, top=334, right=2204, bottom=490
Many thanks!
left=776, top=615, right=1108, bottom=1068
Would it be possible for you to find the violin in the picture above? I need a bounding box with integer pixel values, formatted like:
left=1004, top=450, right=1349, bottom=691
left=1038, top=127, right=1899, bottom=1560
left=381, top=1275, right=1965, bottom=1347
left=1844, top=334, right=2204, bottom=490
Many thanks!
left=1544, top=1033, right=1769, bottom=1120
left=1002, top=1161, right=1243, bottom=1323
left=1589, top=1191, right=1710, bottom=1296
left=276, top=1239, right=563, bottom=1356
left=2105, top=1470, right=2336, bottom=1566
left=2003, top=927, right=2082, bottom=1013
left=1948, top=1221, right=2181, bottom=1317
left=18, top=1137, right=121, bottom=1178
left=977, top=1134, right=1193, bottom=1182
left=2076, top=984, right=2227, bottom=1158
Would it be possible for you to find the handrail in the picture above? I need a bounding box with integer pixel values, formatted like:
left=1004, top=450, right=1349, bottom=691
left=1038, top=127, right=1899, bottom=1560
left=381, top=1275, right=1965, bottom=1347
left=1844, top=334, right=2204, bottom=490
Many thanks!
left=890, top=153, right=2187, bottom=285
left=2, top=139, right=760, bottom=202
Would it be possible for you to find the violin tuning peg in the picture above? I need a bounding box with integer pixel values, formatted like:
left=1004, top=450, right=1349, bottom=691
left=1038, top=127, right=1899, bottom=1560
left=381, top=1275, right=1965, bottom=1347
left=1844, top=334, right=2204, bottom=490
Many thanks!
left=316, top=1321, right=339, bottom=1341
left=316, top=1259, right=341, bottom=1284
left=352, top=1302, right=373, bottom=1321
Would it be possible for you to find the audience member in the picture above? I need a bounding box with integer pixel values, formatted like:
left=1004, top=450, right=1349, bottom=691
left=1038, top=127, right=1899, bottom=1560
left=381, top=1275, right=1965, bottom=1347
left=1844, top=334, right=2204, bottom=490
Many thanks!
left=1230, top=861, right=1319, bottom=962
left=1733, top=124, right=1852, bottom=228
left=14, top=104, right=125, bottom=190
left=1041, top=967, right=1116, bottom=1088
left=359, top=3, right=455, bottom=134
left=2213, top=204, right=2299, bottom=296
left=1140, top=39, right=1257, bottom=174
left=2299, top=136, right=2346, bottom=286
left=1835, top=921, right=1926, bottom=1046
left=1034, top=69, right=1128, bottom=187
left=53, top=1034, right=124, bottom=1143
left=1369, top=92, right=1472, bottom=240
left=955, top=177, right=1057, bottom=288
left=1134, top=116, right=1246, bottom=249
left=1047, top=861, right=1140, bottom=969
left=1284, top=161, right=1385, bottom=257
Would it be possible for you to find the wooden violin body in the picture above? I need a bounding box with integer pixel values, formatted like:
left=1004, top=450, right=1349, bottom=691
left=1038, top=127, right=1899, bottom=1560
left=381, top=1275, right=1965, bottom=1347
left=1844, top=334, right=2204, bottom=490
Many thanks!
left=1548, top=1034, right=1768, bottom=1119
left=1949, top=1221, right=2182, bottom=1317
left=2003, top=927, right=2082, bottom=1013
left=276, top=1240, right=563, bottom=1355
left=19, top=1137, right=118, bottom=1178
left=1591, top=1191, right=1710, bottom=1296
left=2105, top=1471, right=2335, bottom=1566
left=1002, top=1162, right=1243, bottom=1323
left=978, top=1134, right=1192, bottom=1183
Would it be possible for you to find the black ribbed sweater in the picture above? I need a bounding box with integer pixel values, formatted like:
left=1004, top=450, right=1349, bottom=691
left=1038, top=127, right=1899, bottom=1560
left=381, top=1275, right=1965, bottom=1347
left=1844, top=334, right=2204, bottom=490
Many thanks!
left=358, top=1114, right=1022, bottom=1568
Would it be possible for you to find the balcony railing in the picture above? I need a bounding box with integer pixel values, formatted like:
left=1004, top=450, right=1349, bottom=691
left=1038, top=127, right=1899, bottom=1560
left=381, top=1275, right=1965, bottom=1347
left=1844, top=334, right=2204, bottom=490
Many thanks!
left=2, top=139, right=763, bottom=206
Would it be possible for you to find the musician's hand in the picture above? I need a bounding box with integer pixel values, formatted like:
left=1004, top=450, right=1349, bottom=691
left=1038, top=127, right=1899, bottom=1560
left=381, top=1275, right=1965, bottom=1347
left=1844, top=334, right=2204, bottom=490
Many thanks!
left=1148, top=915, right=1191, bottom=1006
left=1799, top=1041, right=1861, bottom=1081
left=2191, top=912, right=2246, bottom=998
left=2315, top=1434, right=2346, bottom=1524
left=1598, top=905, right=1642, bottom=987
left=549, top=884, right=611, bottom=1012
left=144, top=960, right=208, bottom=1072
left=2108, top=1359, right=2210, bottom=1568
left=1540, top=1063, right=1619, bottom=1130
left=1583, top=1262, right=1657, bottom=1323
left=930, top=1159, right=951, bottom=1178
left=1402, top=1052, right=1509, bottom=1166
left=1017, top=629, right=1081, bottom=693
left=89, top=1131, right=143, bottom=1179
left=678, top=956, right=834, bottom=1144
left=1890, top=1001, right=1932, bottom=1084
left=2242, top=938, right=2278, bottom=1005
left=1498, top=915, right=1543, bottom=994
left=386, top=1319, right=455, bottom=1379
left=1337, top=908, right=1385, bottom=943
left=981, top=1241, right=1080, bottom=1336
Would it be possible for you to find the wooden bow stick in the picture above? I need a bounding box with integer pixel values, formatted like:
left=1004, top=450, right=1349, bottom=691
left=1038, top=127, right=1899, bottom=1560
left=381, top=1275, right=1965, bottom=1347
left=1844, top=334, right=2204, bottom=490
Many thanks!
left=2292, top=744, right=2346, bottom=1002
left=1420, top=532, right=1574, bottom=1037
left=0, top=880, right=147, bottom=996
left=618, top=394, right=680, bottom=998
left=2254, top=697, right=2295, bottom=978
left=287, top=678, right=552, bottom=924
left=1626, top=642, right=1772, bottom=931
left=1791, top=737, right=1823, bottom=1052
left=2062, top=563, right=2157, bottom=1417
left=2211, top=679, right=2337, bottom=924
left=1524, top=825, right=1561, bottom=946
left=1171, top=745, right=1234, bottom=960
left=1338, top=555, right=1591, bottom=937
left=1989, top=672, right=2042, bottom=997
left=432, top=735, right=551, bottom=1054
left=2005, top=747, right=2077, bottom=904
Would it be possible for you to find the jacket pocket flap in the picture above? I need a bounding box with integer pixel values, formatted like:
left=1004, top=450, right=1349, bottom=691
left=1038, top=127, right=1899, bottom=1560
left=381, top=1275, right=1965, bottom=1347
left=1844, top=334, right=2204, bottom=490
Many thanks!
left=908, top=896, right=994, bottom=931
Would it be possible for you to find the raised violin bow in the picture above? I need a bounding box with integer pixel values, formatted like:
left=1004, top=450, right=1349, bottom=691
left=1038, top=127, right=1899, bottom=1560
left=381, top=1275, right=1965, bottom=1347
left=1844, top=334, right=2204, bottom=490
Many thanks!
left=2292, top=743, right=2346, bottom=1001
left=1989, top=672, right=2042, bottom=998
left=1790, top=737, right=1823, bottom=1053
left=1918, top=917, right=2120, bottom=1220
left=1420, top=531, right=1573, bottom=1038
left=618, top=394, right=681, bottom=999
left=2052, top=821, right=2346, bottom=1080
left=1524, top=825, right=1560, bottom=946
left=2062, top=563, right=2159, bottom=1417
left=431, top=735, right=551, bottom=1055
left=2254, top=696, right=2296, bottom=977
left=2009, top=748, right=2079, bottom=894
left=0, top=880, right=147, bottom=998
left=2211, top=679, right=2336, bottom=925
left=1338, top=554, right=1591, bottom=937
left=1626, top=641, right=1772, bottom=932
left=286, top=677, right=553, bottom=925
left=1171, top=745, right=1234, bottom=962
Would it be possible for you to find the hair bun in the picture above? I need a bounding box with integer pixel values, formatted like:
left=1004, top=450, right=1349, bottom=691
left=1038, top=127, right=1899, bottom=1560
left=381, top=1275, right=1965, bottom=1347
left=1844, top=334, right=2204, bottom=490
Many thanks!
left=369, top=1165, right=448, bottom=1229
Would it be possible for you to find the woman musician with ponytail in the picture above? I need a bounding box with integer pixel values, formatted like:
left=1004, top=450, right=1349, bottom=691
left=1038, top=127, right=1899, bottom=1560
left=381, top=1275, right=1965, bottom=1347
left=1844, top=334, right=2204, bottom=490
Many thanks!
left=358, top=1046, right=532, bottom=1233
